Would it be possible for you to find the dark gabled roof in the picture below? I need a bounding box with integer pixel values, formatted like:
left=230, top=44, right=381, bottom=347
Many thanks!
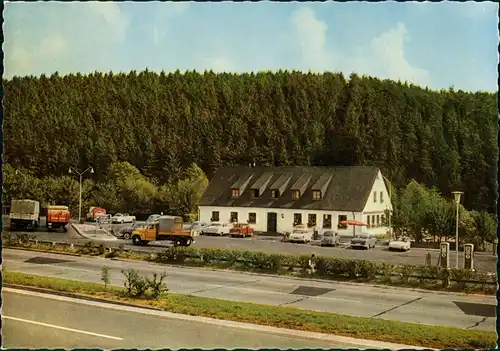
left=231, top=174, right=254, bottom=190
left=250, top=172, right=273, bottom=190
left=290, top=174, right=312, bottom=191
left=312, top=174, right=333, bottom=194
left=199, top=166, right=380, bottom=212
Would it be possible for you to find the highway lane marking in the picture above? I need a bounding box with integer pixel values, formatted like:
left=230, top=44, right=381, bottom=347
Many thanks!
left=2, top=315, right=124, bottom=340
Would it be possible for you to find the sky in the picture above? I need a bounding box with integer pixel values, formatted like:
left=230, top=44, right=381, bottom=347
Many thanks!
left=4, top=1, right=499, bottom=92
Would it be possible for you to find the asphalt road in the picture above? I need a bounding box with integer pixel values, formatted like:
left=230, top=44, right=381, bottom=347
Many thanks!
left=2, top=289, right=359, bottom=349
left=4, top=248, right=496, bottom=332
left=4, top=216, right=496, bottom=271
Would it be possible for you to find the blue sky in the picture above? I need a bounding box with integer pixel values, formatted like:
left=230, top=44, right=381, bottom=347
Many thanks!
left=4, top=1, right=499, bottom=92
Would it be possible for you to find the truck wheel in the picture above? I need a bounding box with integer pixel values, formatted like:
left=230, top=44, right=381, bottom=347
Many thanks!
left=63, top=225, right=68, bottom=233
left=123, top=233, right=131, bottom=240
left=184, top=239, right=192, bottom=247
left=132, top=235, right=142, bottom=246
left=174, top=240, right=182, bottom=247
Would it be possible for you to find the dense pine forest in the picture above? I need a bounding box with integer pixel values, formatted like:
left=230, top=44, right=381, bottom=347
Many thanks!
left=3, top=70, right=498, bottom=213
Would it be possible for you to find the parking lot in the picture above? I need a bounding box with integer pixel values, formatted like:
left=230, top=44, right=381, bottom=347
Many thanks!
left=3, top=216, right=496, bottom=272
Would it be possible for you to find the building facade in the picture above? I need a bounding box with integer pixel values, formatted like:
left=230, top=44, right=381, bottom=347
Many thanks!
left=198, top=166, right=392, bottom=236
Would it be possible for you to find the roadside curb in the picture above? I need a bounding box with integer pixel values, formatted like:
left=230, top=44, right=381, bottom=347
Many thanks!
left=70, top=223, right=90, bottom=239
left=3, top=285, right=433, bottom=350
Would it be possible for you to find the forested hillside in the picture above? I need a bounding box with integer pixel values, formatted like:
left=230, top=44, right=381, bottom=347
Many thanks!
left=3, top=70, right=498, bottom=212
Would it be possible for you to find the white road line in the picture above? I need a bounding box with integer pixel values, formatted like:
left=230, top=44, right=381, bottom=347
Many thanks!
left=2, top=315, right=124, bottom=341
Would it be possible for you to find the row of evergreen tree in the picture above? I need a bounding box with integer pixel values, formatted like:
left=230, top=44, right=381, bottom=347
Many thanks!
left=4, top=70, right=497, bottom=212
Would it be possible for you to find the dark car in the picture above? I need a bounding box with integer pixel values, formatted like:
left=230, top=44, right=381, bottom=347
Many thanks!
left=116, top=222, right=145, bottom=240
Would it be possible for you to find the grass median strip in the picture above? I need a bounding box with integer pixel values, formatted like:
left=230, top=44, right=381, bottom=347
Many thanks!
left=3, top=270, right=495, bottom=349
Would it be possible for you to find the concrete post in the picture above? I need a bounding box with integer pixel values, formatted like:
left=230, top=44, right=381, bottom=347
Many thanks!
left=425, top=252, right=432, bottom=266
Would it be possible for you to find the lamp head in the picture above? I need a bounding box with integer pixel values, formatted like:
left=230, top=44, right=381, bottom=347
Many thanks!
left=452, top=191, right=463, bottom=204
left=90, top=167, right=94, bottom=174
left=68, top=167, right=72, bottom=174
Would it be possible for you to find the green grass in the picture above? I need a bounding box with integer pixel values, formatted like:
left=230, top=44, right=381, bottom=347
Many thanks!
left=3, top=270, right=496, bottom=349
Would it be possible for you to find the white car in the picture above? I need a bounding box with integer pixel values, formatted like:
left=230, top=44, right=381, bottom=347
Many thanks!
left=289, top=226, right=314, bottom=243
left=190, top=221, right=209, bottom=232
left=111, top=213, right=136, bottom=224
left=388, top=238, right=411, bottom=252
left=202, top=222, right=231, bottom=236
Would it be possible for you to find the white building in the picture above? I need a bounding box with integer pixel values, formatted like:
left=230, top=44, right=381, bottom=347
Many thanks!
left=198, top=166, right=392, bottom=236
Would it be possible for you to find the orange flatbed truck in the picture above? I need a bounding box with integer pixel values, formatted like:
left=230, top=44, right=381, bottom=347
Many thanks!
left=131, top=215, right=199, bottom=247
left=46, top=205, right=70, bottom=232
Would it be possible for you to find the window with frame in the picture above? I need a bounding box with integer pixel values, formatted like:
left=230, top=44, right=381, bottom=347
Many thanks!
left=211, top=211, right=219, bottom=222
left=271, top=190, right=279, bottom=198
left=248, top=212, right=257, bottom=224
left=293, top=213, right=302, bottom=226
left=312, top=191, right=321, bottom=200
left=231, top=189, right=240, bottom=197
left=380, top=191, right=384, bottom=203
left=308, top=214, right=317, bottom=227
left=323, top=214, right=332, bottom=228
left=230, top=212, right=238, bottom=223
left=338, top=215, right=348, bottom=229
left=292, top=190, right=300, bottom=200
left=367, top=215, right=371, bottom=227
left=251, top=189, right=260, bottom=198
left=373, top=191, right=377, bottom=202
left=381, top=214, right=385, bottom=226
left=376, top=215, right=380, bottom=227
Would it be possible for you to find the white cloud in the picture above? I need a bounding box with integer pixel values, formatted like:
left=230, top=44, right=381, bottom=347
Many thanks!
left=4, top=2, right=130, bottom=78
left=290, top=7, right=429, bottom=87
left=368, top=23, right=430, bottom=86
left=290, top=6, right=337, bottom=71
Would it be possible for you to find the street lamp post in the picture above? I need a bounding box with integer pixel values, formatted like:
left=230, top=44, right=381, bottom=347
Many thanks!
left=382, top=175, right=393, bottom=238
left=68, top=166, right=94, bottom=223
left=452, top=191, right=464, bottom=269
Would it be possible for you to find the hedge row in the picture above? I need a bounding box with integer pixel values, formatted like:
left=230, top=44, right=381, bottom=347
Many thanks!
left=3, top=233, right=496, bottom=293
left=149, top=246, right=495, bottom=285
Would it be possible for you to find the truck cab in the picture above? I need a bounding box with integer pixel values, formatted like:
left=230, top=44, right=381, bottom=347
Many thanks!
left=131, top=215, right=199, bottom=247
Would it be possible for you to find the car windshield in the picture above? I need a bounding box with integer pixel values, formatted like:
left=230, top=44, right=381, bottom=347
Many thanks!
left=293, top=229, right=308, bottom=234
left=355, top=234, right=369, bottom=239
left=211, top=223, right=221, bottom=226
left=324, top=232, right=334, bottom=237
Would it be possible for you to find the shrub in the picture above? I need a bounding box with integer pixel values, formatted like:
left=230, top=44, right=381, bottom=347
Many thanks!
left=146, top=272, right=169, bottom=299
left=121, top=269, right=147, bottom=297
left=101, top=266, right=110, bottom=289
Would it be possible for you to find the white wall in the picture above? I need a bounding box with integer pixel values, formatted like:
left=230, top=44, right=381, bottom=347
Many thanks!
left=198, top=205, right=363, bottom=235
left=361, top=170, right=393, bottom=236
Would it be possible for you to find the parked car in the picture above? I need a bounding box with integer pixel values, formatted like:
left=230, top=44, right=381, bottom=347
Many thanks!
left=320, top=230, right=340, bottom=247
left=388, top=237, right=411, bottom=252
left=96, top=214, right=112, bottom=224
left=111, top=213, right=136, bottom=224
left=350, top=233, right=377, bottom=249
left=190, top=221, right=209, bottom=232
left=116, top=222, right=146, bottom=240
left=202, top=222, right=232, bottom=236
left=145, top=214, right=161, bottom=224
left=289, top=226, right=314, bottom=243
left=230, top=223, right=254, bottom=237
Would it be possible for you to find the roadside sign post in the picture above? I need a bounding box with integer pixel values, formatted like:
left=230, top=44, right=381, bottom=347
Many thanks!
left=464, top=243, right=474, bottom=271
left=440, top=242, right=450, bottom=270
left=425, top=252, right=432, bottom=266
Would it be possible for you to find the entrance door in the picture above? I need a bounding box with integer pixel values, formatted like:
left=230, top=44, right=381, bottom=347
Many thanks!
left=267, top=212, right=277, bottom=233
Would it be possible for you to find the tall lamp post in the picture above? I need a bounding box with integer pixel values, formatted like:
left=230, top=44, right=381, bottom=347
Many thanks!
left=382, top=175, right=393, bottom=238
left=68, top=166, right=94, bottom=223
left=452, top=191, right=464, bottom=269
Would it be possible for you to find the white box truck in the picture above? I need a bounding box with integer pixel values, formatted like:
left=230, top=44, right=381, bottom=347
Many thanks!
left=9, top=199, right=40, bottom=231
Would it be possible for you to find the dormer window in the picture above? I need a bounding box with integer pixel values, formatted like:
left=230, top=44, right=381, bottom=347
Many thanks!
left=232, top=189, right=240, bottom=197
left=312, top=190, right=322, bottom=200
left=271, top=190, right=279, bottom=198
left=251, top=189, right=260, bottom=198
left=292, top=190, right=300, bottom=200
